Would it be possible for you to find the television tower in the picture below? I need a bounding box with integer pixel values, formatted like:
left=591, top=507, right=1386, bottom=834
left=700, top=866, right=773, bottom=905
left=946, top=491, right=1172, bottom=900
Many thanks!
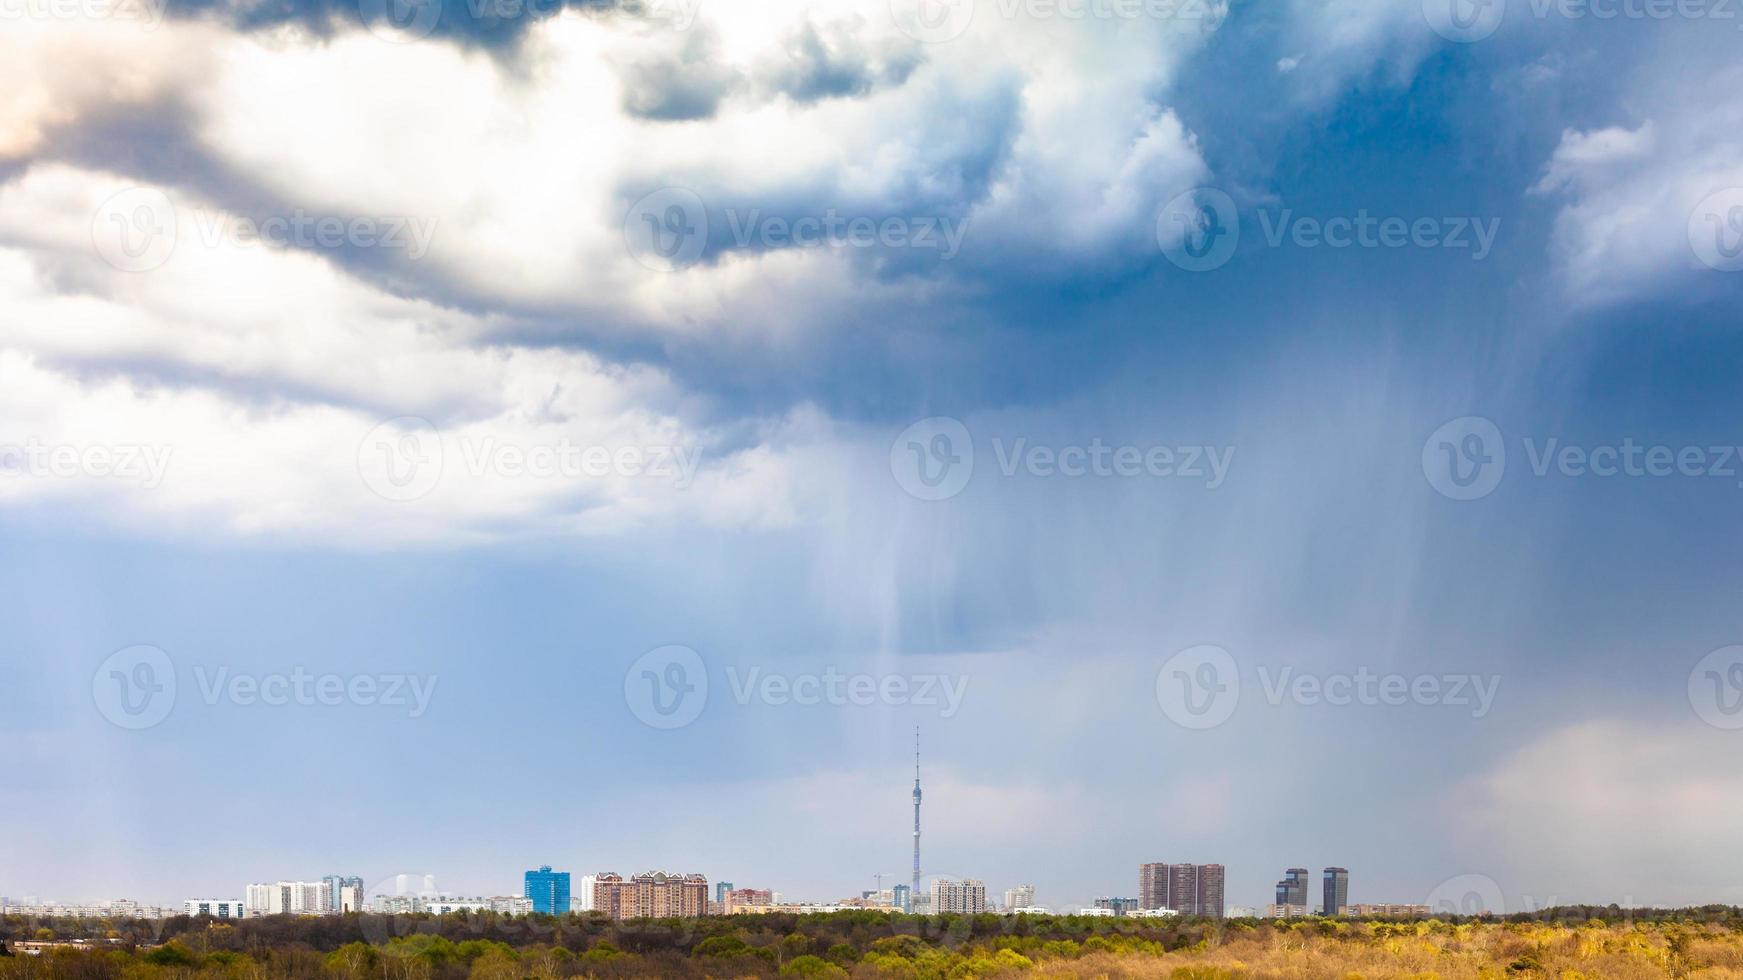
left=911, top=727, right=922, bottom=902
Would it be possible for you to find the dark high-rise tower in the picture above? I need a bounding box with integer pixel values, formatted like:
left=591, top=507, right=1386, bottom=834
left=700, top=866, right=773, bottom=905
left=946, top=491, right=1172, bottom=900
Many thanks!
left=911, top=728, right=922, bottom=902
left=1322, top=867, right=1349, bottom=915
left=1276, top=868, right=1309, bottom=907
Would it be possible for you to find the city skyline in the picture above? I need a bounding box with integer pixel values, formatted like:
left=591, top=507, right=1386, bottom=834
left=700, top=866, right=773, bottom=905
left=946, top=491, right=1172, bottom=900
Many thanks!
left=7, top=0, right=1743, bottom=926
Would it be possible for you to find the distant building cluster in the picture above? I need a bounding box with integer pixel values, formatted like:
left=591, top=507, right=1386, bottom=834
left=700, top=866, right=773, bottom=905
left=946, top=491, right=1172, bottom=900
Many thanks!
left=1341, top=904, right=1431, bottom=917
left=244, top=877, right=364, bottom=916
left=1138, top=863, right=1226, bottom=918
left=0, top=899, right=175, bottom=920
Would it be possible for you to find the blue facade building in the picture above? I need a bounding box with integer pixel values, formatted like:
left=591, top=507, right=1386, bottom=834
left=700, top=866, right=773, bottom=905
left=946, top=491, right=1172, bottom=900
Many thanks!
left=525, top=866, right=571, bottom=916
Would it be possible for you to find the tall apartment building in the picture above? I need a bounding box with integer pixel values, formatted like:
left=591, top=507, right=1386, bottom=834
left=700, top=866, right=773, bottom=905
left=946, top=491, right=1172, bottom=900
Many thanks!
left=1137, top=863, right=1225, bottom=918
left=245, top=881, right=333, bottom=915
left=574, top=875, right=598, bottom=913
left=524, top=866, right=571, bottom=916
left=929, top=878, right=987, bottom=914
left=1322, top=868, right=1349, bottom=916
left=590, top=872, right=709, bottom=920
left=1003, top=885, right=1036, bottom=910
left=1275, top=868, right=1309, bottom=908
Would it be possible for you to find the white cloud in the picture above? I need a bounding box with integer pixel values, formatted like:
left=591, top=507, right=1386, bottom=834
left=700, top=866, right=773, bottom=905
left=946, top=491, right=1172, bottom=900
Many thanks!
left=1456, top=719, right=1743, bottom=906
left=1532, top=98, right=1743, bottom=306
left=0, top=165, right=824, bottom=544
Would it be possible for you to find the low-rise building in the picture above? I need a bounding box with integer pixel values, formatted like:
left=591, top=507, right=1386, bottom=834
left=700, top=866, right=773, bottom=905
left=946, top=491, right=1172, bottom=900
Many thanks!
left=184, top=899, right=247, bottom=919
left=1341, top=904, right=1431, bottom=918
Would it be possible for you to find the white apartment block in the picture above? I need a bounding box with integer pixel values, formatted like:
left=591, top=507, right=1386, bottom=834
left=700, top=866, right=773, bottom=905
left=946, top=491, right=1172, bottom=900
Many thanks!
left=1003, top=885, right=1036, bottom=910
left=573, top=875, right=597, bottom=913
left=245, top=881, right=331, bottom=915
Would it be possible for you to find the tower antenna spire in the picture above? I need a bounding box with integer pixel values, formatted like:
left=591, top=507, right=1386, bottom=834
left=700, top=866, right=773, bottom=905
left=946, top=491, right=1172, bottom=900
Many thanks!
left=911, top=727, right=922, bottom=908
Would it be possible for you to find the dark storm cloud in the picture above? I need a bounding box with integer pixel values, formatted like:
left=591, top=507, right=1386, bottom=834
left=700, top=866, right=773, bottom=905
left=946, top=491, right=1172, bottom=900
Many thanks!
left=762, top=20, right=922, bottom=103
left=617, top=28, right=742, bottom=121
left=159, top=0, right=655, bottom=48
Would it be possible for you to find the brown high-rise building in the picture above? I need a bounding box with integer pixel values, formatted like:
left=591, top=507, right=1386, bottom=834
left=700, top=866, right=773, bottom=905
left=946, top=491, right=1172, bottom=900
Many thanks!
left=589, top=872, right=709, bottom=920
left=1138, top=863, right=1225, bottom=918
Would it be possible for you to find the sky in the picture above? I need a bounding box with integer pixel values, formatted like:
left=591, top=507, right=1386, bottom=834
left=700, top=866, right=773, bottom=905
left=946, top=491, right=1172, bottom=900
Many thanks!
left=3, top=0, right=1743, bottom=916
